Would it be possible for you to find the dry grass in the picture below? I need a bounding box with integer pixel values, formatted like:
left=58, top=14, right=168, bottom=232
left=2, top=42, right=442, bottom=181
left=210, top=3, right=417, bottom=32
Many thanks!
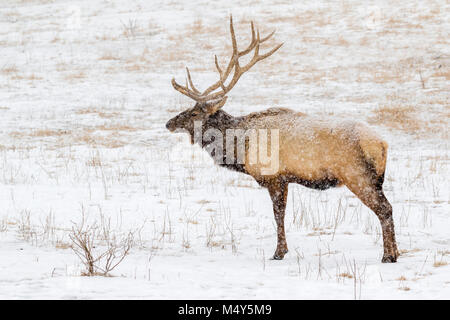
left=341, top=95, right=378, bottom=104
left=432, top=68, right=450, bottom=81
left=339, top=272, right=354, bottom=279
left=50, top=35, right=60, bottom=43
left=267, top=9, right=329, bottom=27
left=64, top=71, right=86, bottom=81
left=99, top=52, right=121, bottom=61
left=368, top=105, right=421, bottom=133
left=76, top=108, right=122, bottom=119
left=323, top=36, right=350, bottom=47
left=95, top=124, right=140, bottom=132
left=97, top=112, right=121, bottom=119
left=399, top=286, right=411, bottom=291
left=399, top=248, right=423, bottom=256
left=32, top=129, right=70, bottom=137
left=9, top=126, right=132, bottom=149
left=124, top=63, right=149, bottom=72
left=95, top=33, right=120, bottom=42
left=55, top=62, right=68, bottom=72
left=10, top=129, right=70, bottom=138
left=86, top=155, right=102, bottom=167
left=73, top=132, right=125, bottom=149
left=371, top=70, right=407, bottom=84
left=433, top=261, right=448, bottom=268
left=2, top=65, right=18, bottom=74
left=76, top=107, right=101, bottom=115
left=55, top=241, right=71, bottom=249
left=12, top=73, right=44, bottom=81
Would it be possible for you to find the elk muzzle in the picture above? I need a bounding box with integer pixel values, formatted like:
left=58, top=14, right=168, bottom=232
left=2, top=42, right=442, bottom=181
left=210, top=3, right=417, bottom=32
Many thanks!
left=166, top=117, right=177, bottom=132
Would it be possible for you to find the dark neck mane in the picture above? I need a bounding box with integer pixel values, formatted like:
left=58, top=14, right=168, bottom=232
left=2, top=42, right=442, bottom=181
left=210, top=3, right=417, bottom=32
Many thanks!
left=204, top=110, right=241, bottom=131
left=197, top=110, right=248, bottom=174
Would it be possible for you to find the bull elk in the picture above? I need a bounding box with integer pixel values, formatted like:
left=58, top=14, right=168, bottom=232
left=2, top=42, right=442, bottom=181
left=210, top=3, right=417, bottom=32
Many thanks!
left=166, top=16, right=399, bottom=263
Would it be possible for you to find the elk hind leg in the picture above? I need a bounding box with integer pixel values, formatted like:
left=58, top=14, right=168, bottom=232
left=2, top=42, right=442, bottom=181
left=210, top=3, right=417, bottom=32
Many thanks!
left=344, top=172, right=399, bottom=263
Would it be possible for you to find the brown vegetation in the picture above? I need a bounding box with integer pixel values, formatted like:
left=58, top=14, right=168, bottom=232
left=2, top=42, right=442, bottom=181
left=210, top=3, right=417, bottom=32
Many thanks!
left=368, top=105, right=421, bottom=133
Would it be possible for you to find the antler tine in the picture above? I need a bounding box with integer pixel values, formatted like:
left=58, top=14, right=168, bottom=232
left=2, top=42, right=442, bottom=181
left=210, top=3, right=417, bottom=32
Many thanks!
left=241, top=40, right=283, bottom=73
left=260, top=29, right=275, bottom=43
left=214, top=55, right=226, bottom=91
left=254, top=29, right=260, bottom=57
left=171, top=67, right=203, bottom=101
left=186, top=67, right=200, bottom=94
left=258, top=42, right=283, bottom=60
left=171, top=78, right=203, bottom=102
left=223, top=14, right=240, bottom=75
left=239, top=21, right=257, bottom=56
left=200, top=15, right=239, bottom=97
left=229, top=15, right=238, bottom=57
left=172, top=16, right=282, bottom=103
left=202, top=19, right=283, bottom=101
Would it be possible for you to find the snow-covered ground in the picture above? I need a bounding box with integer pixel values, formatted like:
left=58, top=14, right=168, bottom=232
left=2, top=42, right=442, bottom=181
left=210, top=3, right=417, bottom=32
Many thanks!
left=0, top=0, right=448, bottom=299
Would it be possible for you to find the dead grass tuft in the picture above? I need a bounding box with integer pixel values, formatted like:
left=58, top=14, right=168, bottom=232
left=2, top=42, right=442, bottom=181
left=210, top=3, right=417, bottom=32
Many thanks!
left=64, top=71, right=86, bottom=81
left=95, top=124, right=139, bottom=132
left=76, top=107, right=99, bottom=115
left=339, top=272, right=354, bottom=279
left=433, top=261, right=448, bottom=268
left=432, top=68, right=450, bottom=81
left=12, top=73, right=43, bottom=81
left=2, top=64, right=18, bottom=74
left=99, top=52, right=121, bottom=61
left=76, top=108, right=121, bottom=119
left=74, top=132, right=125, bottom=149
left=399, top=286, right=411, bottom=291
left=124, top=63, right=149, bottom=72
left=368, top=105, right=421, bottom=133
left=55, top=241, right=71, bottom=249
left=10, top=129, right=71, bottom=138
left=32, top=129, right=70, bottom=137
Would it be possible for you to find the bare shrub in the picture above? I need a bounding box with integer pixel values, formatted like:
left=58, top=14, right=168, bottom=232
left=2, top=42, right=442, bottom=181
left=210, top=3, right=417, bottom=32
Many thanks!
left=69, top=213, right=134, bottom=276
left=121, top=18, right=139, bottom=39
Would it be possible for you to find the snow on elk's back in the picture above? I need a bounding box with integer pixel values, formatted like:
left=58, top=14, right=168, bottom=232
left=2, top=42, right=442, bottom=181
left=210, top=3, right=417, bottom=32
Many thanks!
left=0, top=0, right=448, bottom=299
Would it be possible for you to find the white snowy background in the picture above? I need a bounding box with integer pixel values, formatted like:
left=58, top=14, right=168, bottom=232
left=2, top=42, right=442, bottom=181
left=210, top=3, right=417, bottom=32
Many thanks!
left=0, top=0, right=448, bottom=299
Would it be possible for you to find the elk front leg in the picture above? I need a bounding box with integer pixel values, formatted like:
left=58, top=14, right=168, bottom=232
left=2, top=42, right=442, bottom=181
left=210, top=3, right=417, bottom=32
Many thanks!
left=268, top=181, right=289, bottom=260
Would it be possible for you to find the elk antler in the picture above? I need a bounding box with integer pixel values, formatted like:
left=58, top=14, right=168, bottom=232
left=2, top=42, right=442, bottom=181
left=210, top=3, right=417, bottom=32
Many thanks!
left=172, top=15, right=283, bottom=103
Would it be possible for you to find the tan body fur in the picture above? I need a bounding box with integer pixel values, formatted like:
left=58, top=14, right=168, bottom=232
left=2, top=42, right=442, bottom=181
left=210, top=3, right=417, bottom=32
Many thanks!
left=243, top=108, right=387, bottom=184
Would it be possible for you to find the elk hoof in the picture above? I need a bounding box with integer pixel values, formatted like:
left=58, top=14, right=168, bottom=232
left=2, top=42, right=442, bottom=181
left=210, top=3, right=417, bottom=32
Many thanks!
left=381, top=255, right=397, bottom=263
left=271, top=248, right=288, bottom=260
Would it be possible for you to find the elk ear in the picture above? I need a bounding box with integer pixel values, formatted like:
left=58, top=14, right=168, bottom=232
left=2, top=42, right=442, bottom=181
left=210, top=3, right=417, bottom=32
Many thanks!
left=204, top=96, right=228, bottom=115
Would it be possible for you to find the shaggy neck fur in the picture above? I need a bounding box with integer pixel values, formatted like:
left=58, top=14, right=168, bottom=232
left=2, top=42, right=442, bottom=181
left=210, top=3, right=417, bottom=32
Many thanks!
left=193, top=110, right=247, bottom=174
left=203, top=110, right=242, bottom=135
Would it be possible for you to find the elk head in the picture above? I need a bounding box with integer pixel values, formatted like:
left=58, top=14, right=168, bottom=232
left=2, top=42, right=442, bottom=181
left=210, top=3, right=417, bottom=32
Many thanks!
left=166, top=15, right=283, bottom=142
